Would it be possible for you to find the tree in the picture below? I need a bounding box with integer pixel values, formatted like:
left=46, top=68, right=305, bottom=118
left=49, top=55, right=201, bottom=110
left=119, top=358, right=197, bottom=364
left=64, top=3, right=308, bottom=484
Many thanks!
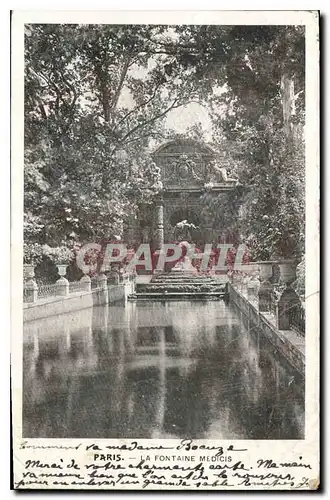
left=24, top=24, right=202, bottom=269
left=24, top=24, right=306, bottom=271
left=171, top=25, right=305, bottom=259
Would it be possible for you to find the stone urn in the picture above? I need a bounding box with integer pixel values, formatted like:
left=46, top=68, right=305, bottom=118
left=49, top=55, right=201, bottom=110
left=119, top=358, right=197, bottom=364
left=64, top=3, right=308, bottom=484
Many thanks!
left=56, top=264, right=68, bottom=278
left=257, top=261, right=273, bottom=281
left=277, top=260, right=297, bottom=285
left=56, top=264, right=69, bottom=296
left=24, top=264, right=35, bottom=279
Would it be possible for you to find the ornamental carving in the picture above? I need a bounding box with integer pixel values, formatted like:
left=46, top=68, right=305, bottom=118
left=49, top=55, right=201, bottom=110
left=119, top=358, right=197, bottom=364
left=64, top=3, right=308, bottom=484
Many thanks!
left=166, top=154, right=205, bottom=186
left=153, top=139, right=238, bottom=190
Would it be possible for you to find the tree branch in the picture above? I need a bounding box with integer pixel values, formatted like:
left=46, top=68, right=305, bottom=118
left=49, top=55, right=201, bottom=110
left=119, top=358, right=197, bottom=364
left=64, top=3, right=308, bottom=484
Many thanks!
left=38, top=101, right=47, bottom=120
left=113, top=81, right=163, bottom=133
left=123, top=130, right=169, bottom=146
left=118, top=99, right=183, bottom=145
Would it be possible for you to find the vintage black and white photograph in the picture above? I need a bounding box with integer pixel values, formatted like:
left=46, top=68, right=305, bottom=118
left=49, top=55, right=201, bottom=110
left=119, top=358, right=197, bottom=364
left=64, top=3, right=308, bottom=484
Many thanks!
left=12, top=10, right=319, bottom=491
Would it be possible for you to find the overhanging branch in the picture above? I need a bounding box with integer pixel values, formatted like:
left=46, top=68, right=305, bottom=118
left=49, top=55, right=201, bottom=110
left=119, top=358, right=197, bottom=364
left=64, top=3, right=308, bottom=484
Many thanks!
left=118, top=99, right=182, bottom=145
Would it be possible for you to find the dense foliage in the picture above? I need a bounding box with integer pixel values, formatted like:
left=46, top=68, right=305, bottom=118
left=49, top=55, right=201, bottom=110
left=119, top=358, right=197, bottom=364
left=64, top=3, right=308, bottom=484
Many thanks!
left=24, top=24, right=305, bottom=272
left=183, top=26, right=305, bottom=259
left=24, top=25, right=192, bottom=264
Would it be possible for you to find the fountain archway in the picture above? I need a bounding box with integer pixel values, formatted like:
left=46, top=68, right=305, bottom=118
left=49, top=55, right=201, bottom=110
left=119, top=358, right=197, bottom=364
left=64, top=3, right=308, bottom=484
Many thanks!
left=123, top=138, right=238, bottom=248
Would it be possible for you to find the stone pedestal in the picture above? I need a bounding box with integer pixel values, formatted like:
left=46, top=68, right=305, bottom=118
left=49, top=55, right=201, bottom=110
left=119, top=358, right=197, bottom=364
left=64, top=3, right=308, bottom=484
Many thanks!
left=247, top=271, right=260, bottom=302
left=247, top=282, right=258, bottom=302
left=55, top=264, right=69, bottom=296
left=108, top=270, right=120, bottom=284
left=97, top=273, right=109, bottom=304
left=56, top=277, right=69, bottom=296
left=25, top=279, right=38, bottom=303
left=277, top=286, right=301, bottom=330
left=258, top=280, right=273, bottom=312
left=98, top=273, right=108, bottom=289
left=80, top=275, right=91, bottom=292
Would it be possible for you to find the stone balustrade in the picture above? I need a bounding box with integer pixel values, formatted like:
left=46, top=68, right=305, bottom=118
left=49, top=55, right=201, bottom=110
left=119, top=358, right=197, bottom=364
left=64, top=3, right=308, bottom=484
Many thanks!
left=229, top=259, right=305, bottom=336
left=23, top=265, right=136, bottom=306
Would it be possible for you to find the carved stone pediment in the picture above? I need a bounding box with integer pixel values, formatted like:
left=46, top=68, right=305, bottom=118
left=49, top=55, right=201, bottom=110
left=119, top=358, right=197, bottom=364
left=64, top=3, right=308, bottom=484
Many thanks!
left=167, top=155, right=205, bottom=186
left=153, top=139, right=238, bottom=190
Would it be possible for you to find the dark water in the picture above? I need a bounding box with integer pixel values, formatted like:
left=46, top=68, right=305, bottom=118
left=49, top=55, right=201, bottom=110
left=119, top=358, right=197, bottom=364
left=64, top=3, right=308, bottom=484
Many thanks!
left=23, top=300, right=304, bottom=439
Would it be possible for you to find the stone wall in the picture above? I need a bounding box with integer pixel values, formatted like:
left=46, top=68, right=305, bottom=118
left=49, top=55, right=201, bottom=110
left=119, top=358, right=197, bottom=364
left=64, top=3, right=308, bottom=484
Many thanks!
left=24, top=283, right=129, bottom=323
left=23, top=305, right=94, bottom=343
left=228, top=283, right=305, bottom=376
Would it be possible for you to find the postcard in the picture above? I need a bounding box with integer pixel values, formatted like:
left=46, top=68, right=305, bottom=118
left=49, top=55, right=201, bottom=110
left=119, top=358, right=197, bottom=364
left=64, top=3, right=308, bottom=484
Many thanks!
left=11, top=10, right=319, bottom=490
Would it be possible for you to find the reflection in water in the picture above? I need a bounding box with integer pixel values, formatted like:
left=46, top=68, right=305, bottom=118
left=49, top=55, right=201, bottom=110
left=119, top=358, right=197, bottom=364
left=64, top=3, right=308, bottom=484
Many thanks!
left=23, top=301, right=304, bottom=439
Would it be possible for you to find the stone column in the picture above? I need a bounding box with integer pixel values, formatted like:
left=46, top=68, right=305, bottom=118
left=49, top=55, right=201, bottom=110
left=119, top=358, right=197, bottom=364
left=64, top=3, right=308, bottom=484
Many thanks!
left=97, top=273, right=109, bottom=305
left=155, top=197, right=164, bottom=249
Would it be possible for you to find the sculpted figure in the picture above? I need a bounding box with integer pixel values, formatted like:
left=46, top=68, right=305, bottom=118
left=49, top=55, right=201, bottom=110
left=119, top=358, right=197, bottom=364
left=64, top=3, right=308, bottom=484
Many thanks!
left=211, top=164, right=237, bottom=184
